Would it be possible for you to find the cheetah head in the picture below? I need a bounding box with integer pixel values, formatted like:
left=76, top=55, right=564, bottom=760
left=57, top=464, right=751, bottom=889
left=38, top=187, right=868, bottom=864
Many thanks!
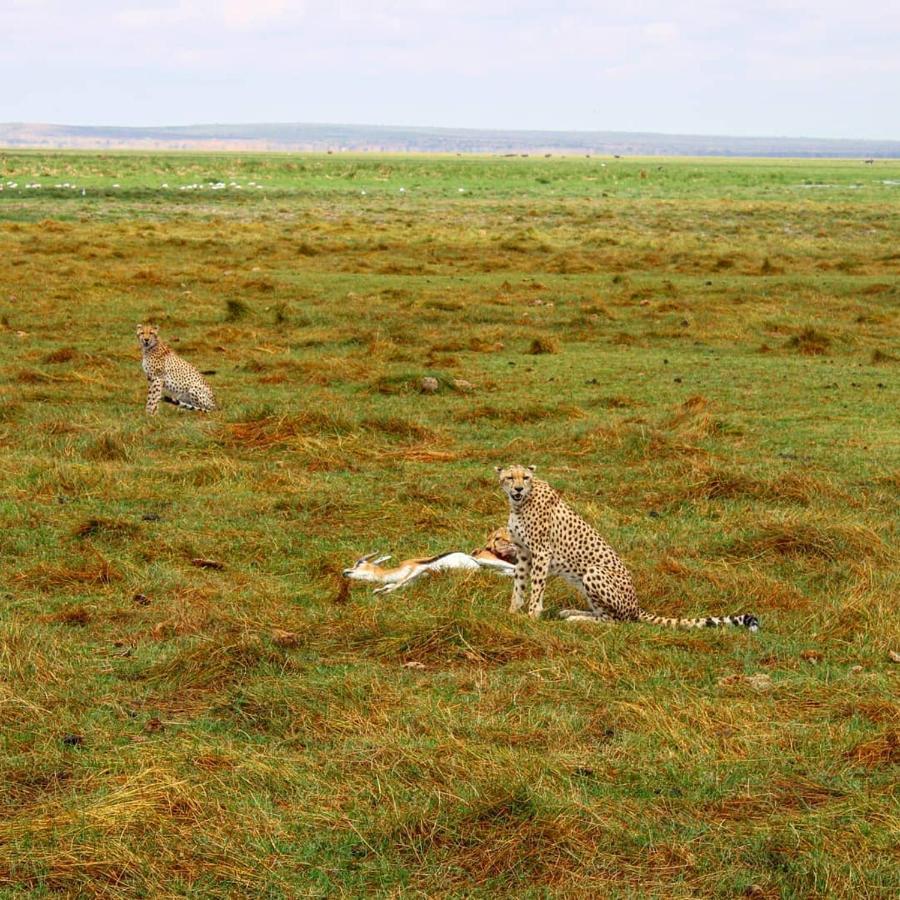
left=495, top=464, right=536, bottom=505
left=485, top=526, right=518, bottom=562
left=136, top=324, right=160, bottom=350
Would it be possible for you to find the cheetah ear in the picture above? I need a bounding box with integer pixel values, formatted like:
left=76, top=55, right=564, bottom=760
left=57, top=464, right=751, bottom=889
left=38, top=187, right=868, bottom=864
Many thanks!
left=527, top=465, right=537, bottom=473
left=494, top=466, right=504, bottom=474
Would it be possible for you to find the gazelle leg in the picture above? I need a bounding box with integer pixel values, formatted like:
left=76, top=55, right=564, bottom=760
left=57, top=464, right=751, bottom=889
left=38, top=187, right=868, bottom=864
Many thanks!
left=373, top=566, right=428, bottom=595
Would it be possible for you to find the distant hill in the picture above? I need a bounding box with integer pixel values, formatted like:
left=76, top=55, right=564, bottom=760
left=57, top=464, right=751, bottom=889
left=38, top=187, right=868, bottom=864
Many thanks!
left=1, top=122, right=898, bottom=158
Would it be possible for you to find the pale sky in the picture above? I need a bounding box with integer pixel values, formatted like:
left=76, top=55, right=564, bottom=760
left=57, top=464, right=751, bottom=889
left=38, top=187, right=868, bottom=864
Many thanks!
left=3, top=0, right=899, bottom=139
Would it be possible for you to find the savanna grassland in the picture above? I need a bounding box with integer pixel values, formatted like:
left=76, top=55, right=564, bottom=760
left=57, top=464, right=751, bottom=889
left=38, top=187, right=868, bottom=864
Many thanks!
left=0, top=151, right=898, bottom=898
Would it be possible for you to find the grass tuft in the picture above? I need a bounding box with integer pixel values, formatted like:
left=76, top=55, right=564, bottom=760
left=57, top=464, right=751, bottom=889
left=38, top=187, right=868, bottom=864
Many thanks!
left=18, top=555, right=122, bottom=590
left=41, top=605, right=92, bottom=626
left=224, top=298, right=250, bottom=321
left=272, top=301, right=288, bottom=325
left=727, top=516, right=883, bottom=561
left=393, top=787, right=594, bottom=889
left=42, top=347, right=79, bottom=364
left=83, top=432, right=130, bottom=461
left=786, top=326, right=831, bottom=355
left=222, top=410, right=352, bottom=448
left=73, top=517, right=138, bottom=539
left=357, top=617, right=558, bottom=666
left=528, top=335, right=560, bottom=354
left=844, top=731, right=899, bottom=769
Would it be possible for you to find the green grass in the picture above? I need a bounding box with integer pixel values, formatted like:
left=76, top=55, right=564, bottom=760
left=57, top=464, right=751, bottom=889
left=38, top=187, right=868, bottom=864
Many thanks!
left=0, top=150, right=898, bottom=898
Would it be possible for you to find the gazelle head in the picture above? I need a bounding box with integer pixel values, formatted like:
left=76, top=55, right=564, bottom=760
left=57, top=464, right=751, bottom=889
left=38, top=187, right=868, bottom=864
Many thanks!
left=343, top=551, right=392, bottom=581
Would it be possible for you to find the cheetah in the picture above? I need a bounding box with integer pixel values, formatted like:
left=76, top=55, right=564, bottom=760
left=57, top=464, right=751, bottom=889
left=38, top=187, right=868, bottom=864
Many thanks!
left=472, top=526, right=518, bottom=564
left=136, top=324, right=217, bottom=414
left=496, top=465, right=759, bottom=631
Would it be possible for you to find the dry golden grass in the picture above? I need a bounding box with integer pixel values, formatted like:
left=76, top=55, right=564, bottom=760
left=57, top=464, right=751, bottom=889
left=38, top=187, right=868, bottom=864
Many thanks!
left=0, top=151, right=897, bottom=897
left=727, top=515, right=884, bottom=562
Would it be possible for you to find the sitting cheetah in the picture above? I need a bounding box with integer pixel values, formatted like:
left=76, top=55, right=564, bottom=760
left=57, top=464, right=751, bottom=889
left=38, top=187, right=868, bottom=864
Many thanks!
left=136, top=324, right=217, bottom=414
left=496, top=465, right=759, bottom=631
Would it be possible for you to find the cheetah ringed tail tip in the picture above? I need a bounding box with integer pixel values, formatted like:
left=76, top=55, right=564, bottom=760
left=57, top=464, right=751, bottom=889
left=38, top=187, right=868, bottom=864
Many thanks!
left=637, top=610, right=760, bottom=632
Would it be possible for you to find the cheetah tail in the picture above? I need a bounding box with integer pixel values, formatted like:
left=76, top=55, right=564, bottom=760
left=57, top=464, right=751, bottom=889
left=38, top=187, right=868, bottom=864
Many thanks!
left=163, top=397, right=215, bottom=412
left=637, top=610, right=759, bottom=632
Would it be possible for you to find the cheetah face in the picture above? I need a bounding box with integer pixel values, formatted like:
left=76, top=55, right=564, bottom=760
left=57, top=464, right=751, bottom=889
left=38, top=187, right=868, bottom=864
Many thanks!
left=486, top=527, right=513, bottom=552
left=136, top=324, right=159, bottom=351
left=495, top=465, right=536, bottom=504
left=485, top=527, right=518, bottom=563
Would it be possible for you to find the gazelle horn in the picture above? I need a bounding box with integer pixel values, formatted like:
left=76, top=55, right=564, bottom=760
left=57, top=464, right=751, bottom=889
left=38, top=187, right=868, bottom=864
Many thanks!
left=357, top=551, right=380, bottom=564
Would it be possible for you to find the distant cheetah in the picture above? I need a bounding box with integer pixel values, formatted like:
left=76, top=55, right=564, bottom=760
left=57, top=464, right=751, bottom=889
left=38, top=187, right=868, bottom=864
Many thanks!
left=136, top=324, right=217, bottom=414
left=496, top=464, right=759, bottom=630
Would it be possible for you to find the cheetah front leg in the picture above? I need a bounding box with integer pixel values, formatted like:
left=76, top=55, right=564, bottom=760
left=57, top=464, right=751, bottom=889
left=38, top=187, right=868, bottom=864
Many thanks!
left=526, top=552, right=551, bottom=619
left=145, top=377, right=163, bottom=415
left=510, top=546, right=531, bottom=613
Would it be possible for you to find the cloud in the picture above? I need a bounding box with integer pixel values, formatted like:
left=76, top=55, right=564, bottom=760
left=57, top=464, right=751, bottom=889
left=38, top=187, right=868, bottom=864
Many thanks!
left=116, top=6, right=194, bottom=29
left=643, top=21, right=680, bottom=43
left=221, top=0, right=296, bottom=30
left=114, top=0, right=298, bottom=31
left=1, top=0, right=898, bottom=137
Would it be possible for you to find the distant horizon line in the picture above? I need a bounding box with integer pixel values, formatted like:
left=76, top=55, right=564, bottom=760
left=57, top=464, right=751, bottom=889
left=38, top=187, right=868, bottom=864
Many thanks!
left=3, top=121, right=898, bottom=159
left=3, top=120, right=900, bottom=144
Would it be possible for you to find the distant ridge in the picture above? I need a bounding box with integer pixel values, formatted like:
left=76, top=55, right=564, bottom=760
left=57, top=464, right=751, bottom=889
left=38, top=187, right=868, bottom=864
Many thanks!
left=1, top=122, right=898, bottom=158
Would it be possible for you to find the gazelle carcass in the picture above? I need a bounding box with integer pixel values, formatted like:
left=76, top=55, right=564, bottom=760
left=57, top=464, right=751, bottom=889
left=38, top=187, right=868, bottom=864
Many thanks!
left=343, top=547, right=515, bottom=595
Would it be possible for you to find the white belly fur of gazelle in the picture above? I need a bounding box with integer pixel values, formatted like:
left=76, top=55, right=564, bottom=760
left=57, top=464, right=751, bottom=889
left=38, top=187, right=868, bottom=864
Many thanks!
left=343, top=550, right=514, bottom=595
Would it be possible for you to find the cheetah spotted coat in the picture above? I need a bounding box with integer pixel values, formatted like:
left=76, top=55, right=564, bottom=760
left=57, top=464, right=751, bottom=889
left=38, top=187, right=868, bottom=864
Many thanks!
left=137, top=325, right=217, bottom=414
left=497, top=465, right=758, bottom=631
